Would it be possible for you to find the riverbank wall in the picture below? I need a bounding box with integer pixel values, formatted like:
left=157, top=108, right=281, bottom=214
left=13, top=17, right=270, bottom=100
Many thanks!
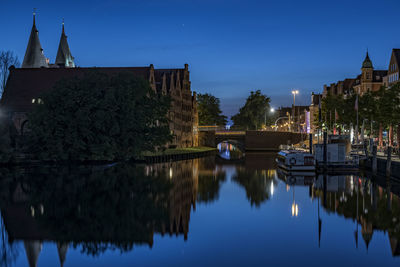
left=361, top=157, right=400, bottom=180
left=0, top=147, right=217, bottom=166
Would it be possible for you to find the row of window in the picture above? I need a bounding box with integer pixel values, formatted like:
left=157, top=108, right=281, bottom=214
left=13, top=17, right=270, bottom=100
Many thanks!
left=31, top=98, right=43, bottom=104
left=171, top=125, right=193, bottom=133
left=390, top=64, right=398, bottom=72
left=389, top=72, right=399, bottom=83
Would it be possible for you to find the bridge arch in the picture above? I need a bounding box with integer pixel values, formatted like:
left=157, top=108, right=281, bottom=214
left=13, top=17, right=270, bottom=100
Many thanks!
left=199, top=130, right=306, bottom=151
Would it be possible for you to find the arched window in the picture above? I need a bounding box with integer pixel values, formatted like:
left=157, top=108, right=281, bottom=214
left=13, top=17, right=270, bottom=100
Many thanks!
left=21, top=120, right=29, bottom=136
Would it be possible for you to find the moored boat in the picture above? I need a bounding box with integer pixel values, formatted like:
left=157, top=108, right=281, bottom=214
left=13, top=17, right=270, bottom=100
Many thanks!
left=276, top=150, right=315, bottom=172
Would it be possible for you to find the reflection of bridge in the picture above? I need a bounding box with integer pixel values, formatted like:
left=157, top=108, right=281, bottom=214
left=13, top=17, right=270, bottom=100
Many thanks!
left=199, top=130, right=306, bottom=151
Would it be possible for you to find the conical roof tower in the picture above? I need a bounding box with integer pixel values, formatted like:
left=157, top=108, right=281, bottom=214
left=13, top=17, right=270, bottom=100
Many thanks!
left=24, top=240, right=43, bottom=267
left=57, top=242, right=69, bottom=267
left=55, top=20, right=75, bottom=67
left=362, top=51, right=373, bottom=69
left=22, top=12, right=48, bottom=68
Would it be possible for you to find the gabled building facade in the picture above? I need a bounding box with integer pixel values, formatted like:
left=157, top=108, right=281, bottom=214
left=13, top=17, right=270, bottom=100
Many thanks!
left=385, top=49, right=400, bottom=86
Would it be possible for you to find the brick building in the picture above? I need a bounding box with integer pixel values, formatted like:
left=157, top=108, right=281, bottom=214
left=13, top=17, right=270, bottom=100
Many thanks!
left=384, top=49, right=400, bottom=87
left=0, top=14, right=198, bottom=148
left=323, top=52, right=387, bottom=97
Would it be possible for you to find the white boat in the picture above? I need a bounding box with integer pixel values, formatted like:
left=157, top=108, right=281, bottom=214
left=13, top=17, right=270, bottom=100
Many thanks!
left=276, top=150, right=315, bottom=172
left=277, top=168, right=316, bottom=185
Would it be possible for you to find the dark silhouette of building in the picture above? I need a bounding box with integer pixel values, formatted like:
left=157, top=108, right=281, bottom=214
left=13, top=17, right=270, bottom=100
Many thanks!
left=1, top=14, right=198, bottom=147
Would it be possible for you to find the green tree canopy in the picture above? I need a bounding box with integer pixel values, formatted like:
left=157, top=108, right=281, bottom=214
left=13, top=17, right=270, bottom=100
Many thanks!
left=231, top=90, right=271, bottom=130
left=27, top=72, right=172, bottom=161
left=197, top=93, right=227, bottom=126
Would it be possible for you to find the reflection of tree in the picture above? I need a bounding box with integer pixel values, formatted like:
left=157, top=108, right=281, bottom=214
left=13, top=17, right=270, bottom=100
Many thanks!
left=232, top=168, right=275, bottom=207
left=0, top=168, right=22, bottom=267
left=2, top=164, right=173, bottom=257
left=314, top=176, right=400, bottom=254
left=197, top=171, right=226, bottom=203
left=0, top=212, right=19, bottom=267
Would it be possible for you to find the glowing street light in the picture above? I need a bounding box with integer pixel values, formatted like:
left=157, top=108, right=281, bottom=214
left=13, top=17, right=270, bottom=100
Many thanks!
left=264, top=107, right=276, bottom=130
left=291, top=90, right=299, bottom=132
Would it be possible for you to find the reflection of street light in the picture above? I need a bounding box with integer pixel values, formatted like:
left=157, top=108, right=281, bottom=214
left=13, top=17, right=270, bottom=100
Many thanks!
left=270, top=181, right=274, bottom=196
left=291, top=203, right=299, bottom=217
left=291, top=90, right=299, bottom=132
left=291, top=187, right=299, bottom=217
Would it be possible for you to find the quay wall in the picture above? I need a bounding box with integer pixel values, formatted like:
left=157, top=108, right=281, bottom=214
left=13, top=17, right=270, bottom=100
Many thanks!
left=361, top=157, right=400, bottom=179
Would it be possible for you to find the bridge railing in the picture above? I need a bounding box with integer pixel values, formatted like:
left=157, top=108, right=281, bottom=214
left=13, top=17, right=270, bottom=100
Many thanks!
left=198, top=125, right=248, bottom=132
left=215, top=131, right=246, bottom=135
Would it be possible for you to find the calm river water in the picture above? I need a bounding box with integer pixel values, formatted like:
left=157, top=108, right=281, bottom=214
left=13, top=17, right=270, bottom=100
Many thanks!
left=1, top=150, right=400, bottom=266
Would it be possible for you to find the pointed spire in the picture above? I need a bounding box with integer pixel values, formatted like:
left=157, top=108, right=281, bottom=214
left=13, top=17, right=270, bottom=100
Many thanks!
left=62, top=18, right=65, bottom=34
left=22, top=11, right=48, bottom=68
left=24, top=240, right=42, bottom=267
left=362, top=50, right=373, bottom=69
left=55, top=19, right=75, bottom=68
left=57, top=242, right=69, bottom=267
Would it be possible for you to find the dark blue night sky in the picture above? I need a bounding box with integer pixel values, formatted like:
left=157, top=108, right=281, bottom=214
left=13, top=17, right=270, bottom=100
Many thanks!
left=2, top=0, right=400, bottom=117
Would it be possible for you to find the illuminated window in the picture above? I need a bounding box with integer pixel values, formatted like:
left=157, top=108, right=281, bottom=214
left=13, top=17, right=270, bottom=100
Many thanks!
left=32, top=99, right=35, bottom=103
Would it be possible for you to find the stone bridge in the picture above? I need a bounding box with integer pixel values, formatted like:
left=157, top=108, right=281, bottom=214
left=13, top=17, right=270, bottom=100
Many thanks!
left=199, top=130, right=306, bottom=151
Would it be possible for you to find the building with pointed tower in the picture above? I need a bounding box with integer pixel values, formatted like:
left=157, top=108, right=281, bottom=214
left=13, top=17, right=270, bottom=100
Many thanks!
left=21, top=12, right=49, bottom=68
left=322, top=51, right=387, bottom=97
left=55, top=20, right=75, bottom=68
left=0, top=13, right=198, bottom=148
left=353, top=51, right=387, bottom=95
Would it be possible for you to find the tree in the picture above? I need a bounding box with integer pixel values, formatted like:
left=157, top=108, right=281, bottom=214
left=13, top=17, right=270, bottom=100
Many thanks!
left=197, top=93, right=227, bottom=126
left=27, top=72, right=172, bottom=161
left=375, top=84, right=400, bottom=146
left=231, top=90, right=271, bottom=130
left=0, top=51, right=20, bottom=97
left=0, top=115, right=16, bottom=163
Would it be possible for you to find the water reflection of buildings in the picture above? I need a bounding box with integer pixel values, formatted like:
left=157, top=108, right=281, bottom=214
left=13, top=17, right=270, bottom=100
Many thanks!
left=146, top=159, right=199, bottom=240
left=283, top=174, right=400, bottom=257
left=0, top=159, right=224, bottom=267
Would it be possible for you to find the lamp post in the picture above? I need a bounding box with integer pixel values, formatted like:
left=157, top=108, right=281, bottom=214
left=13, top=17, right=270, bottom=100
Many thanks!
left=264, top=107, right=275, bottom=130
left=291, top=90, right=299, bottom=132
left=274, top=116, right=289, bottom=131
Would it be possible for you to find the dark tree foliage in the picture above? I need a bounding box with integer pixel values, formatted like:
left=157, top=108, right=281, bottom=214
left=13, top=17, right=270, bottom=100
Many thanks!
left=27, top=72, right=172, bottom=161
left=319, top=84, right=400, bottom=138
left=0, top=116, right=17, bottom=163
left=196, top=93, right=227, bottom=126
left=231, top=90, right=271, bottom=130
left=232, top=167, right=275, bottom=207
left=196, top=172, right=226, bottom=203
left=0, top=164, right=173, bottom=257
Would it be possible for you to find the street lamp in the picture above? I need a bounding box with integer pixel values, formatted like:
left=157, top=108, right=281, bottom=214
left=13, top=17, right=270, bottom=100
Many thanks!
left=264, top=107, right=275, bottom=130
left=291, top=90, right=299, bottom=132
